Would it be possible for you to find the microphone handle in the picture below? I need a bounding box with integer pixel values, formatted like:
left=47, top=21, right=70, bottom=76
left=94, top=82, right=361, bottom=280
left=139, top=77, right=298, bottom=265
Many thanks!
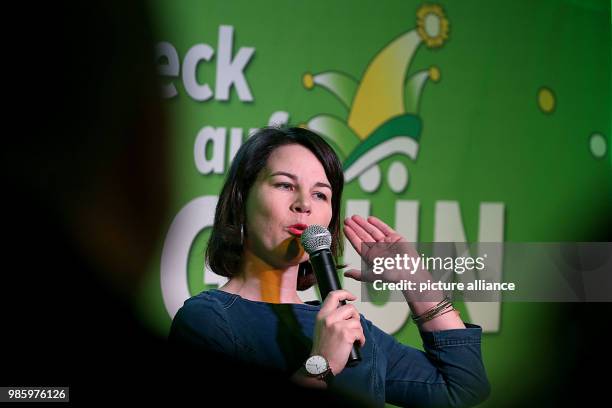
left=309, top=249, right=362, bottom=367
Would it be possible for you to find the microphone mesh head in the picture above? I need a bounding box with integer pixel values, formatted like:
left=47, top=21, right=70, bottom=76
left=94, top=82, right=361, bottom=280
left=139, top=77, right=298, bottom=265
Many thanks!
left=300, top=225, right=332, bottom=254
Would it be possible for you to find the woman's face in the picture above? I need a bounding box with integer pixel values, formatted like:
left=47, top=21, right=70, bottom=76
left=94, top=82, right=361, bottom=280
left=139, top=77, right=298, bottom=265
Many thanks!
left=244, top=144, right=333, bottom=268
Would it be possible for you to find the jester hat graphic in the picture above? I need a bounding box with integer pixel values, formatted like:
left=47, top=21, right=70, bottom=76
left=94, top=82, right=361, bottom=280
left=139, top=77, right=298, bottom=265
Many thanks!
left=303, top=4, right=449, bottom=193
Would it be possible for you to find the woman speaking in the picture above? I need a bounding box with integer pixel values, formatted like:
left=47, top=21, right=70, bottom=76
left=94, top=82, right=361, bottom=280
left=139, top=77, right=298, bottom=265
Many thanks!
left=169, top=126, right=490, bottom=407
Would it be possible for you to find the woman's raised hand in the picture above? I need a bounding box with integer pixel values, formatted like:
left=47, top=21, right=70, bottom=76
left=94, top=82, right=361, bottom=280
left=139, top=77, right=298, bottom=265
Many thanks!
left=343, top=215, right=422, bottom=283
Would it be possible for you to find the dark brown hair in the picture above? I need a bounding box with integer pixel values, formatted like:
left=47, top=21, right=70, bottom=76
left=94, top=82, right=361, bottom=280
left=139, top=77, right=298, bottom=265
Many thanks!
left=206, top=126, right=344, bottom=290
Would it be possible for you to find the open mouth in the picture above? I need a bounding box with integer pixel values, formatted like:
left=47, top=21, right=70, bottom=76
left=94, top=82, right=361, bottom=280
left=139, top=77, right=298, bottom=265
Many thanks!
left=287, top=223, right=308, bottom=236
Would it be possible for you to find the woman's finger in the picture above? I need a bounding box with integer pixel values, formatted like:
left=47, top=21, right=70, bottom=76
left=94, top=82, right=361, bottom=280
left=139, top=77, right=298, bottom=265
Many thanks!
left=351, top=215, right=386, bottom=241
left=367, top=216, right=396, bottom=236
left=345, top=216, right=376, bottom=242
left=353, top=328, right=366, bottom=348
left=319, top=290, right=356, bottom=315
left=343, top=268, right=363, bottom=282
left=337, top=322, right=365, bottom=347
left=384, top=233, right=404, bottom=243
left=343, top=225, right=363, bottom=255
left=329, top=304, right=360, bottom=323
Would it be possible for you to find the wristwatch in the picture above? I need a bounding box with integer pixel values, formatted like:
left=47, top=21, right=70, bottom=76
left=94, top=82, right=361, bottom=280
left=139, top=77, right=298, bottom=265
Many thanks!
left=304, top=355, right=334, bottom=385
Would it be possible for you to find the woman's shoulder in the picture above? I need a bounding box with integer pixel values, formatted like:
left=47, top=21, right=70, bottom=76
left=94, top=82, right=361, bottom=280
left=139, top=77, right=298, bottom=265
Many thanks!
left=169, top=290, right=236, bottom=353
left=175, top=289, right=234, bottom=320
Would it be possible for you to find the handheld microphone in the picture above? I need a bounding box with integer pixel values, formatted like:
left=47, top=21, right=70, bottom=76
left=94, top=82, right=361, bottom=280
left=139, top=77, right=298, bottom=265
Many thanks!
left=301, top=225, right=362, bottom=367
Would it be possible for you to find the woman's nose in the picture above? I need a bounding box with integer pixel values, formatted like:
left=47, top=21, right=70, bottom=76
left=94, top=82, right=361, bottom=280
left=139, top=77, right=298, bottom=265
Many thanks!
left=291, top=195, right=311, bottom=214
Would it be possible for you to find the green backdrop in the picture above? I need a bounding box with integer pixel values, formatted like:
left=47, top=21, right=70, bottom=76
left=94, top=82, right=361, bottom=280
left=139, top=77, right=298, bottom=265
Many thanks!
left=138, top=1, right=611, bottom=406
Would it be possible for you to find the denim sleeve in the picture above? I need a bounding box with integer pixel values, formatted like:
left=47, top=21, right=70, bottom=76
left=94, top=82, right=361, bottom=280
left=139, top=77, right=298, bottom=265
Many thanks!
left=168, top=295, right=237, bottom=357
left=368, top=320, right=490, bottom=408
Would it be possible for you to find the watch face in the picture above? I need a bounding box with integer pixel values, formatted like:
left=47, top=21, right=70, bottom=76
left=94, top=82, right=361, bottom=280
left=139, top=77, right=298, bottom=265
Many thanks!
left=305, top=355, right=328, bottom=375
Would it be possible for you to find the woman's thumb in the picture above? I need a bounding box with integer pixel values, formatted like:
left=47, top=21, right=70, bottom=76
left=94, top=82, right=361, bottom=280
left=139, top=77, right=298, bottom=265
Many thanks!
left=343, top=269, right=362, bottom=281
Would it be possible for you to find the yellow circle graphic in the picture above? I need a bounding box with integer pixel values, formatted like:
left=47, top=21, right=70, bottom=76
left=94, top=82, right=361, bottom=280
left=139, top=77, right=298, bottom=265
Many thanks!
left=429, top=66, right=441, bottom=82
left=416, top=4, right=450, bottom=48
left=538, top=87, right=555, bottom=114
left=302, top=73, right=314, bottom=90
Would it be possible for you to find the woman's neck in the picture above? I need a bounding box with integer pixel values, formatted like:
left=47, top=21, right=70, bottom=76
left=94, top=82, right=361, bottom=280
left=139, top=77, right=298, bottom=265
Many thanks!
left=218, top=249, right=304, bottom=304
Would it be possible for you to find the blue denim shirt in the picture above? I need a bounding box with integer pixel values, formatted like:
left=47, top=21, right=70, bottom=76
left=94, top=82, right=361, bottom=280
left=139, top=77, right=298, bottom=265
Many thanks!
left=169, top=290, right=490, bottom=407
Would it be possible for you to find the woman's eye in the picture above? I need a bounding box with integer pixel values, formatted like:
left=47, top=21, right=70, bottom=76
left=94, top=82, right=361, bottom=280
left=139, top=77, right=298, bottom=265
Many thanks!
left=314, top=192, right=328, bottom=201
left=276, top=183, right=293, bottom=190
